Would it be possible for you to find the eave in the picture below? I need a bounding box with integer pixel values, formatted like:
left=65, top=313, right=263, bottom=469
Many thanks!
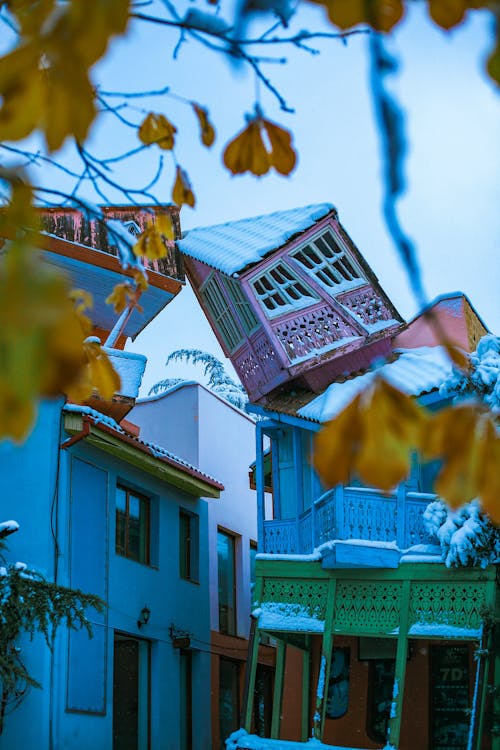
left=63, top=412, right=223, bottom=498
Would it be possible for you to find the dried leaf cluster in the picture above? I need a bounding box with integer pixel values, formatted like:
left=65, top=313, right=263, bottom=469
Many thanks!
left=314, top=377, right=500, bottom=523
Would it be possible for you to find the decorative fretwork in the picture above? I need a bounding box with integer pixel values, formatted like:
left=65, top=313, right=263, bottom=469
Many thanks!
left=299, top=509, right=312, bottom=551
left=338, top=287, right=393, bottom=327
left=404, top=501, right=433, bottom=547
left=409, top=583, right=486, bottom=631
left=272, top=304, right=359, bottom=361
left=343, top=489, right=397, bottom=542
left=263, top=521, right=299, bottom=554
left=314, top=494, right=337, bottom=547
left=234, top=345, right=260, bottom=391
left=334, top=581, right=402, bottom=633
left=253, top=331, right=282, bottom=380
left=261, top=578, right=329, bottom=620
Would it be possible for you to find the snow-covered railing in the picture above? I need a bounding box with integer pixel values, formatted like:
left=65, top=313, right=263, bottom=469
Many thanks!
left=263, top=486, right=434, bottom=554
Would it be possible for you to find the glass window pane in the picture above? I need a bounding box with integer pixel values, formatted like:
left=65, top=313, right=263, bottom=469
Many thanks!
left=219, top=659, right=240, bottom=749
left=115, top=487, right=127, bottom=556
left=218, top=531, right=236, bottom=635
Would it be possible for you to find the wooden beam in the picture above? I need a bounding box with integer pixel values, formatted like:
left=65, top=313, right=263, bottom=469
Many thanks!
left=387, top=579, right=411, bottom=748
left=313, top=579, right=337, bottom=740
left=271, top=639, right=286, bottom=739
left=301, top=637, right=311, bottom=741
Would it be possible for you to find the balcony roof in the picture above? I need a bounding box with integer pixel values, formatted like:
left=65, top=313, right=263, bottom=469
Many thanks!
left=178, top=203, right=335, bottom=275
left=253, top=345, right=454, bottom=425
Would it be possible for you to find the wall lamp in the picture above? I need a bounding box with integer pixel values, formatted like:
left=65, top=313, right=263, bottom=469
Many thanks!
left=137, top=605, right=151, bottom=629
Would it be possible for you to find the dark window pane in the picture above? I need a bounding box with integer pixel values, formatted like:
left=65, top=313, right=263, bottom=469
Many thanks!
left=219, top=659, right=239, bottom=749
left=115, top=487, right=127, bottom=556
left=180, top=511, right=199, bottom=582
left=115, top=487, right=149, bottom=565
left=218, top=531, right=236, bottom=635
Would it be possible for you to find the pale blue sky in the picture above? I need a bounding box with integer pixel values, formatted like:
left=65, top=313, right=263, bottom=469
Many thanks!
left=4, top=2, right=497, bottom=392
left=119, top=4, right=499, bottom=393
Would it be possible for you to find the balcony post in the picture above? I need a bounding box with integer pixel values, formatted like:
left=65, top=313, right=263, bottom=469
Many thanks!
left=271, top=638, right=287, bottom=739
left=292, top=427, right=304, bottom=552
left=387, top=579, right=411, bottom=748
left=256, top=421, right=265, bottom=553
left=396, top=483, right=406, bottom=548
left=312, top=579, right=337, bottom=740
left=335, top=485, right=345, bottom=540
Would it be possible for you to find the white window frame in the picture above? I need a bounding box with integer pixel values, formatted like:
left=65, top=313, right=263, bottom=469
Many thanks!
left=290, top=228, right=365, bottom=293
left=250, top=261, right=319, bottom=319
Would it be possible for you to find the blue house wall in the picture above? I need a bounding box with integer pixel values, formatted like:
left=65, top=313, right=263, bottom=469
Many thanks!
left=0, top=400, right=213, bottom=750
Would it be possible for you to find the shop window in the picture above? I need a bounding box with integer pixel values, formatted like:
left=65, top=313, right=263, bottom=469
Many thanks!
left=218, top=530, right=237, bottom=635
left=430, top=645, right=470, bottom=750
left=253, top=664, right=273, bottom=736
left=367, top=659, right=395, bottom=743
left=116, top=485, right=150, bottom=565
left=326, top=648, right=350, bottom=719
left=179, top=509, right=199, bottom=583
left=219, top=658, right=240, bottom=749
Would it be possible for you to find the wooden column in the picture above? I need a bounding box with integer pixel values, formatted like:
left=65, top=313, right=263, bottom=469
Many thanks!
left=271, top=638, right=287, bottom=739
left=292, top=427, right=304, bottom=551
left=301, top=637, right=311, bottom=741
left=242, top=575, right=264, bottom=732
left=312, top=579, right=337, bottom=740
left=387, top=579, right=411, bottom=748
left=396, top=482, right=406, bottom=548
left=255, top=422, right=265, bottom=552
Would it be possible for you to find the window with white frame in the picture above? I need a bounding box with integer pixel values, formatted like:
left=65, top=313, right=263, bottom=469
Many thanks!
left=222, top=275, right=259, bottom=335
left=291, top=229, right=364, bottom=291
left=251, top=262, right=318, bottom=318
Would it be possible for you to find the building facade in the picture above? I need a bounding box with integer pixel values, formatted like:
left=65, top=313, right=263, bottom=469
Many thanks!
left=129, top=382, right=276, bottom=749
left=177, top=204, right=499, bottom=750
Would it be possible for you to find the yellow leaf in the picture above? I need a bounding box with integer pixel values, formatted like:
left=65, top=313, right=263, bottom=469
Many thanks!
left=428, top=0, right=466, bottom=29
left=192, top=102, right=216, bottom=147
left=442, top=339, right=469, bottom=371
left=263, top=118, right=297, bottom=176
left=133, top=225, right=168, bottom=259
left=424, top=404, right=500, bottom=516
left=86, top=343, right=121, bottom=400
left=69, top=288, right=94, bottom=315
left=311, top=0, right=404, bottom=32
left=314, top=395, right=363, bottom=487
left=314, top=378, right=428, bottom=491
left=486, top=35, right=500, bottom=87
left=223, top=119, right=271, bottom=177
left=132, top=268, right=149, bottom=291
left=138, top=112, right=177, bottom=150
left=105, top=282, right=134, bottom=314
left=155, top=213, right=174, bottom=240
left=172, top=166, right=196, bottom=208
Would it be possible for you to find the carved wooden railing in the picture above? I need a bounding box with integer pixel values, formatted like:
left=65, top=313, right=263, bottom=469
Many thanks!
left=262, top=486, right=435, bottom=555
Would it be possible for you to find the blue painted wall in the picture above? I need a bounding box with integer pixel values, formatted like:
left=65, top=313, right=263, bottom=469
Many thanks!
left=0, top=401, right=212, bottom=750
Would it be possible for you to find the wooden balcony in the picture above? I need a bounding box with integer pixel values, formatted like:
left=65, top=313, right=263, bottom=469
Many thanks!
left=262, top=486, right=435, bottom=555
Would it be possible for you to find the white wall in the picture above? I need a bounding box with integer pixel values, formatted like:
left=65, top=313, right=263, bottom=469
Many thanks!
left=130, top=384, right=258, bottom=636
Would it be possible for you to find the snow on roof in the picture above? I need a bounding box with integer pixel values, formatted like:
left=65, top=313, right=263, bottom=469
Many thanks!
left=177, top=203, right=335, bottom=275
left=63, top=404, right=223, bottom=490
left=298, top=346, right=453, bottom=423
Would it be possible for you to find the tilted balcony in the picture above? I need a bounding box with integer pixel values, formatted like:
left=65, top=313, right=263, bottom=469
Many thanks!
left=262, top=484, right=435, bottom=556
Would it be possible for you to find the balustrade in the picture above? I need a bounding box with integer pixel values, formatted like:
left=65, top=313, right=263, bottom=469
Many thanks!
left=262, top=486, right=434, bottom=554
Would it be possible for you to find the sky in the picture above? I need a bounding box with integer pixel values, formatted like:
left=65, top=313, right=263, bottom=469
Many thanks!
left=119, top=3, right=499, bottom=394
left=7, top=2, right=498, bottom=394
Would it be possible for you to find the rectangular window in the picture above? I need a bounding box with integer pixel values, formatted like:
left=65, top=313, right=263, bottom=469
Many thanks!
left=201, top=275, right=244, bottom=352
left=113, top=633, right=150, bottom=750
left=217, top=530, right=236, bottom=635
left=179, top=509, right=199, bottom=583
left=116, top=485, right=150, bottom=565
left=219, top=658, right=240, bottom=749
left=251, top=262, right=318, bottom=318
left=222, top=276, right=259, bottom=335
left=291, top=229, right=364, bottom=292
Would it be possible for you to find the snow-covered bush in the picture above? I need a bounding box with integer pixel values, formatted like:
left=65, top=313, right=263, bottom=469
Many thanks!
left=440, top=334, right=500, bottom=411
left=423, top=499, right=500, bottom=568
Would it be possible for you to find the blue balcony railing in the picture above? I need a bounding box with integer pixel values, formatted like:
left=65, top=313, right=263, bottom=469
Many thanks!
left=263, top=486, right=435, bottom=555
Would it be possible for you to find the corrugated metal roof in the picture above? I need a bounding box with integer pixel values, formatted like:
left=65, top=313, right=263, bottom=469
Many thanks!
left=177, top=203, right=335, bottom=275
left=298, top=346, right=453, bottom=423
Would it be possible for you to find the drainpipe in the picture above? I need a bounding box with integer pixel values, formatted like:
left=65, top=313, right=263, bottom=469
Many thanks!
left=105, top=289, right=143, bottom=348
